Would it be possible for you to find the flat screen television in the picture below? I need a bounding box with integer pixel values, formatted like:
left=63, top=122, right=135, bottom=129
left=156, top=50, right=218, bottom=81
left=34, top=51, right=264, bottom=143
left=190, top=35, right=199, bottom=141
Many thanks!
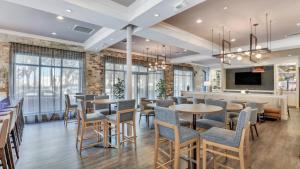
left=235, top=72, right=261, bottom=85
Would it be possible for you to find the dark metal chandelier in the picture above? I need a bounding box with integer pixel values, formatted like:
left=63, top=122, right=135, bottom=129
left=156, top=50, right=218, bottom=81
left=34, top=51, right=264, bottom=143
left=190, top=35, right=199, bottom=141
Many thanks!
left=212, top=13, right=272, bottom=64
left=146, top=45, right=169, bottom=71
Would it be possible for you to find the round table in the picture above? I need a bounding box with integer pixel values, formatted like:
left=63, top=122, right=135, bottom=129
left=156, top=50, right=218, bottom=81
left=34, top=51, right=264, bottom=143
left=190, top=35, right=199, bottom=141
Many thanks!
left=227, top=103, right=244, bottom=112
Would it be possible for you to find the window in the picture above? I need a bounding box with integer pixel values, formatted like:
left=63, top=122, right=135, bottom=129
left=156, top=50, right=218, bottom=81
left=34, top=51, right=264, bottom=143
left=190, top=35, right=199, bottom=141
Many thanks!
left=11, top=43, right=84, bottom=116
left=104, top=58, right=164, bottom=101
left=173, top=68, right=194, bottom=96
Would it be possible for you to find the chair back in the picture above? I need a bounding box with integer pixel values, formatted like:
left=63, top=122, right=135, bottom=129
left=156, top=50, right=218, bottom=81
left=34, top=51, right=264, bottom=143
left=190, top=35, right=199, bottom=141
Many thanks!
left=177, top=97, right=188, bottom=104
left=77, top=101, right=86, bottom=121
left=140, top=98, right=151, bottom=110
left=65, top=94, right=71, bottom=107
left=154, top=107, right=180, bottom=140
left=85, top=95, right=96, bottom=101
left=167, top=96, right=177, bottom=104
left=94, top=95, right=109, bottom=110
left=193, top=98, right=204, bottom=104
left=204, top=99, right=227, bottom=122
left=233, top=107, right=251, bottom=147
left=156, top=99, right=174, bottom=108
left=246, top=102, right=264, bottom=114
left=117, top=100, right=136, bottom=123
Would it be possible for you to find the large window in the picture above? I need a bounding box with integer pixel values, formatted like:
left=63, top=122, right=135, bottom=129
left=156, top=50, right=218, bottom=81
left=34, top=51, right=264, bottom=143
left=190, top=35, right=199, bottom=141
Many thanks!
left=104, top=58, right=164, bottom=101
left=173, top=67, right=194, bottom=96
left=11, top=43, right=84, bottom=116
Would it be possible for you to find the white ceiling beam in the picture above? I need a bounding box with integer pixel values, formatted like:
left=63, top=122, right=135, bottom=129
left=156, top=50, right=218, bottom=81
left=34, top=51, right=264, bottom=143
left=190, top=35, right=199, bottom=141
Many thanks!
left=170, top=54, right=212, bottom=64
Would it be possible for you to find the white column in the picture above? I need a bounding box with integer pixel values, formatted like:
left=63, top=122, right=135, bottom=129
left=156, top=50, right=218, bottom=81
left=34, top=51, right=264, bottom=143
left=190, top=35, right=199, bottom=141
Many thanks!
left=125, top=25, right=133, bottom=99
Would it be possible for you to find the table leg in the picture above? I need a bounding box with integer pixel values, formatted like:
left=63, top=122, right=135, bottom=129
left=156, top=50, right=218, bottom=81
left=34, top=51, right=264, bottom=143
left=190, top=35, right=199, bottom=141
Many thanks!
left=192, top=114, right=197, bottom=169
left=109, top=104, right=112, bottom=143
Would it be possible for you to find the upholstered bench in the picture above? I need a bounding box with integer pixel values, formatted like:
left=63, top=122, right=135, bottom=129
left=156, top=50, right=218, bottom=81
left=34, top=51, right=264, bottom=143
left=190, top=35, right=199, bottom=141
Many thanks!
left=263, top=106, right=281, bottom=120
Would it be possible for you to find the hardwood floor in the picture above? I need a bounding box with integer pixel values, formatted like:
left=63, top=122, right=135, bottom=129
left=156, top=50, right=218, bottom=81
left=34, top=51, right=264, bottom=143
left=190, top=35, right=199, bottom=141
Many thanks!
left=15, top=109, right=300, bottom=169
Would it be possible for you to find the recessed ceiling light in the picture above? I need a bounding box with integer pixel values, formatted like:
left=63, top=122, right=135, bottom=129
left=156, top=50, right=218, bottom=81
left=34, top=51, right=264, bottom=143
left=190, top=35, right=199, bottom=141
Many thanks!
left=224, top=6, right=228, bottom=10
left=51, top=32, right=57, bottom=35
left=145, top=38, right=150, bottom=42
left=231, top=38, right=236, bottom=42
left=237, top=56, right=242, bottom=61
left=237, top=48, right=242, bottom=52
left=255, top=53, right=262, bottom=59
left=296, top=23, right=300, bottom=27
left=66, top=9, right=72, bottom=13
left=196, top=19, right=203, bottom=24
left=288, top=54, right=292, bottom=57
left=256, top=45, right=262, bottom=49
left=56, top=16, right=64, bottom=20
left=110, top=38, right=114, bottom=41
left=154, top=13, right=160, bottom=17
left=183, top=49, right=187, bottom=52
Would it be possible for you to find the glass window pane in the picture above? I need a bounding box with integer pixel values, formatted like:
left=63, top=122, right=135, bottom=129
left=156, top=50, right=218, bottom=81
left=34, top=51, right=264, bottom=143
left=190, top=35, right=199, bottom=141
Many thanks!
left=41, top=57, right=61, bottom=66
left=15, top=54, right=39, bottom=65
left=63, top=59, right=79, bottom=68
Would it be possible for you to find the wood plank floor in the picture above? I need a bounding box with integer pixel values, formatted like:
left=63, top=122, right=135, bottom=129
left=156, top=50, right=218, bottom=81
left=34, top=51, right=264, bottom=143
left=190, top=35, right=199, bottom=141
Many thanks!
left=15, top=109, right=300, bottom=169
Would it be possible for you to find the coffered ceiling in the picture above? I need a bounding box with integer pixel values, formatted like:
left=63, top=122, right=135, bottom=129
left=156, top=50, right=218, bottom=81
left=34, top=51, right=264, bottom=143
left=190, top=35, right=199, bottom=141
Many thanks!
left=111, top=0, right=136, bottom=7
left=165, top=0, right=300, bottom=48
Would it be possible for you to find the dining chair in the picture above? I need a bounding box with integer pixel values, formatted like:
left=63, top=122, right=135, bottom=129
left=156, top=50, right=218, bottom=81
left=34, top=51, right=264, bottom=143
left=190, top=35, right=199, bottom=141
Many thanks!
left=176, top=97, right=188, bottom=104
left=196, top=99, right=227, bottom=130
left=0, top=114, right=15, bottom=169
left=94, top=95, right=116, bottom=115
left=201, top=107, right=251, bottom=169
left=64, top=94, right=77, bottom=126
left=246, top=102, right=260, bottom=140
left=167, top=96, right=178, bottom=104
left=76, top=100, right=107, bottom=157
left=138, top=98, right=154, bottom=128
left=106, top=100, right=136, bottom=150
left=154, top=107, right=200, bottom=169
left=193, top=98, right=205, bottom=104
left=156, top=99, right=174, bottom=108
left=228, top=102, right=244, bottom=130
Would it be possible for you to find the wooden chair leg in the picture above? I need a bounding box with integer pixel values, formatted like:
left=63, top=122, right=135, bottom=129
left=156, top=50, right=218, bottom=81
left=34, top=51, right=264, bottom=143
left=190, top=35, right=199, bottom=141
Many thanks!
left=153, top=133, right=160, bottom=169
left=117, top=124, right=121, bottom=149
left=11, top=129, right=19, bottom=159
left=76, top=117, right=80, bottom=149
left=173, top=142, right=180, bottom=169
left=0, top=149, right=8, bottom=169
left=133, top=121, right=137, bottom=149
left=5, top=137, right=14, bottom=169
left=79, top=125, right=85, bottom=156
left=203, top=140, right=207, bottom=169
left=250, top=126, right=254, bottom=140
left=122, top=123, right=125, bottom=143
left=196, top=139, right=200, bottom=169
left=254, top=124, right=259, bottom=137
left=239, top=149, right=245, bottom=169
left=146, top=115, right=150, bottom=128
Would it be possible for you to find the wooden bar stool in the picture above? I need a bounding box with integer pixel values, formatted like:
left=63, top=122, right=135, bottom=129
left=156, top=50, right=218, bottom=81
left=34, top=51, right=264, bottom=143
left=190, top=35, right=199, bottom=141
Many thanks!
left=64, top=94, right=77, bottom=126
left=106, top=100, right=136, bottom=150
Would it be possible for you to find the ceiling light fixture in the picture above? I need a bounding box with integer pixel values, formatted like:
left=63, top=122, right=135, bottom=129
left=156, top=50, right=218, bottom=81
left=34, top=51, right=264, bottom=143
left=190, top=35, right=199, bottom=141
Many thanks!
left=145, top=38, right=150, bottom=42
left=196, top=19, right=203, bottom=23
left=56, top=16, right=64, bottom=20
left=297, top=23, right=300, bottom=27
left=154, top=13, right=160, bottom=17
left=183, top=49, right=187, bottom=52
left=255, top=53, right=262, bottom=59
left=224, top=6, right=228, bottom=10
left=237, top=48, right=242, bottom=52
left=237, top=56, right=242, bottom=61
left=66, top=9, right=72, bottom=13
left=51, top=32, right=57, bottom=35
left=231, top=38, right=236, bottom=42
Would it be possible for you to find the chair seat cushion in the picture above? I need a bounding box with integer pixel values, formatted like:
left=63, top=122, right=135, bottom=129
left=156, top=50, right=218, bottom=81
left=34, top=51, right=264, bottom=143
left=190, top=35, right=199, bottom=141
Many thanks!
left=162, top=126, right=199, bottom=143
left=85, top=112, right=106, bottom=122
left=95, top=109, right=116, bottom=116
left=196, top=119, right=225, bottom=129
left=201, top=127, right=238, bottom=147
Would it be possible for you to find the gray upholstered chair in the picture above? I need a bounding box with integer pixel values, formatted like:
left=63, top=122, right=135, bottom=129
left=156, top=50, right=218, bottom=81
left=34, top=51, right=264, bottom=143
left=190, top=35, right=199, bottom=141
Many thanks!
left=193, top=97, right=205, bottom=104
left=94, top=95, right=116, bottom=115
left=76, top=100, right=107, bottom=157
left=246, top=102, right=260, bottom=140
left=106, top=100, right=137, bottom=149
left=201, top=107, right=252, bottom=169
left=177, top=97, right=188, bottom=104
left=156, top=99, right=174, bottom=108
left=196, top=99, right=227, bottom=129
left=139, top=98, right=155, bottom=128
left=154, top=107, right=200, bottom=169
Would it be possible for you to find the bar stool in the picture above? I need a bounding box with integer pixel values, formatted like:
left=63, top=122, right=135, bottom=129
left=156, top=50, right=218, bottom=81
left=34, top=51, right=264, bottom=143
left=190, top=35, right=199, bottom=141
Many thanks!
left=106, top=100, right=136, bottom=150
left=154, top=107, right=200, bottom=169
left=64, top=94, right=77, bottom=126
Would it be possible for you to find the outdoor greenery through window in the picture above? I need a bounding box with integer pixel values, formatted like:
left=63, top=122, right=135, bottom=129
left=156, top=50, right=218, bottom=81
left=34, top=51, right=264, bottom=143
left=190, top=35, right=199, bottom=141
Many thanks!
left=11, top=43, right=84, bottom=116
left=173, top=66, right=194, bottom=96
left=104, top=57, right=164, bottom=101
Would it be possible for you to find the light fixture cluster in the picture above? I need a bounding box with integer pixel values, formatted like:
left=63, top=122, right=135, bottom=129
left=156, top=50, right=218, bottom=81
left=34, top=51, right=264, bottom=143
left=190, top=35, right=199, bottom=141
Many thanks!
left=212, top=13, right=272, bottom=64
left=145, top=45, right=170, bottom=72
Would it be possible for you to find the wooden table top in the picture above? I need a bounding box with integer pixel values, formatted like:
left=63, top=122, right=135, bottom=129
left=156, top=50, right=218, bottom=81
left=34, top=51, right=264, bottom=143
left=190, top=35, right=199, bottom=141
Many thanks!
left=90, top=99, right=120, bottom=105
left=227, top=103, right=244, bottom=112
left=170, top=103, right=222, bottom=115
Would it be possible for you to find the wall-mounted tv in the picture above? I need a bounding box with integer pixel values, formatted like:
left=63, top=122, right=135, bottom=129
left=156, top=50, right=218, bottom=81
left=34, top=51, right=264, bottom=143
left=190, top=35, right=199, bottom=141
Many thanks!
left=235, top=72, right=261, bottom=85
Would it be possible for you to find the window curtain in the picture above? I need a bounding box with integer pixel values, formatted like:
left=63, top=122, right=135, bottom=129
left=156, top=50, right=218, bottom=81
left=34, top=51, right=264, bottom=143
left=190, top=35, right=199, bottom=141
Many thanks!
left=10, top=43, right=85, bottom=118
left=173, top=65, right=194, bottom=96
